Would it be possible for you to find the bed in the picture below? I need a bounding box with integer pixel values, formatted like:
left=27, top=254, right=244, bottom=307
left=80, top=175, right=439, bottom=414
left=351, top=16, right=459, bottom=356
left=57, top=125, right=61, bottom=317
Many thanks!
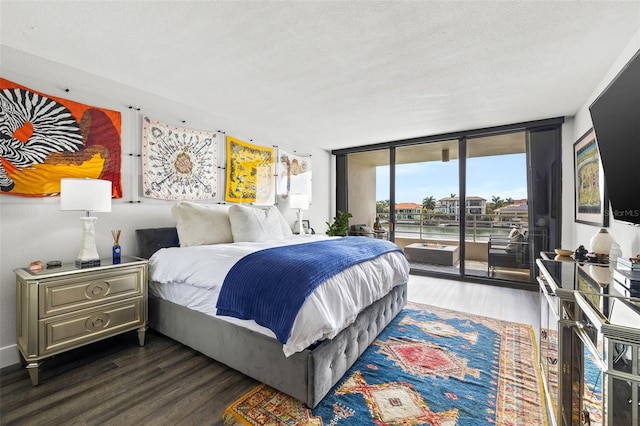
left=136, top=202, right=409, bottom=408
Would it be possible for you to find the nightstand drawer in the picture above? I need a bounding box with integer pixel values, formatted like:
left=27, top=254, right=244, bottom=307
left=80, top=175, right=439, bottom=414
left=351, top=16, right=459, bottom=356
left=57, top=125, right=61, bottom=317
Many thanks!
left=15, top=257, right=148, bottom=385
left=39, top=268, right=143, bottom=317
left=38, top=298, right=144, bottom=355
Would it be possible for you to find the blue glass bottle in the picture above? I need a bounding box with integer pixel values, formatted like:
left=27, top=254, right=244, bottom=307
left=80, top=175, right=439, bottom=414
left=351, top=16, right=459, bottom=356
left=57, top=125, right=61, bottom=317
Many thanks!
left=111, top=230, right=122, bottom=264
left=113, top=244, right=121, bottom=264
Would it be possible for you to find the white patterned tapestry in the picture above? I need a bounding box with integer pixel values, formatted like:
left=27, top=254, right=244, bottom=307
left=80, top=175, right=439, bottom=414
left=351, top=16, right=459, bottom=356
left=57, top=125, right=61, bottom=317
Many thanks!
left=276, top=149, right=312, bottom=202
left=142, top=117, right=218, bottom=200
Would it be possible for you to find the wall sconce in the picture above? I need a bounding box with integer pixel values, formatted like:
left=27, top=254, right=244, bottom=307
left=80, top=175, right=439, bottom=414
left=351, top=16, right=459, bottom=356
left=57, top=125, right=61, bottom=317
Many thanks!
left=442, top=148, right=450, bottom=162
left=60, top=178, right=112, bottom=267
left=289, top=193, right=309, bottom=235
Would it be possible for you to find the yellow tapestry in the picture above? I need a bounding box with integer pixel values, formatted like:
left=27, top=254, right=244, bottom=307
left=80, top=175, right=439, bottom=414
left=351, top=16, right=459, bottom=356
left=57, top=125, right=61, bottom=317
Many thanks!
left=225, top=136, right=274, bottom=203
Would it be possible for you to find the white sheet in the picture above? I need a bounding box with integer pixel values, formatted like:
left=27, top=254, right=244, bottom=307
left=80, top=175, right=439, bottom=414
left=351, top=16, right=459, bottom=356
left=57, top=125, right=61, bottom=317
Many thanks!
left=149, top=235, right=409, bottom=356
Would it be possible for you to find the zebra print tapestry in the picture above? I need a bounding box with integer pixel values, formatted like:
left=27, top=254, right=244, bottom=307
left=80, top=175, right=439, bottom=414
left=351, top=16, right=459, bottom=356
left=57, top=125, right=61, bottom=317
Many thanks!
left=0, top=78, right=122, bottom=198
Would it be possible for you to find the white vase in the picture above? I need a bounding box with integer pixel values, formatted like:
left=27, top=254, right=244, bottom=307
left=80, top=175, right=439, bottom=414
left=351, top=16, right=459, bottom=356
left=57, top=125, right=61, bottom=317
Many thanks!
left=589, top=264, right=612, bottom=285
left=589, top=228, right=614, bottom=255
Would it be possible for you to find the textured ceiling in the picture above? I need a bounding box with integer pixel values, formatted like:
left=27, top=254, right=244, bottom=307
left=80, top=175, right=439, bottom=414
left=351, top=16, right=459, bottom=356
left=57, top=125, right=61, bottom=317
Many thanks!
left=1, top=1, right=639, bottom=151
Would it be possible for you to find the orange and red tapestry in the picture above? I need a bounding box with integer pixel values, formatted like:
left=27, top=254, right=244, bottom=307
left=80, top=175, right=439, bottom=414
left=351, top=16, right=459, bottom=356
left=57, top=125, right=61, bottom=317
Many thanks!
left=0, top=78, right=122, bottom=198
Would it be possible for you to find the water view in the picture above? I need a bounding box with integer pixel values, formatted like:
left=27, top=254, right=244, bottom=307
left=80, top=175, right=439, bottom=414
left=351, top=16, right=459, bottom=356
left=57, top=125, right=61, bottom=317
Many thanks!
left=375, top=211, right=523, bottom=242
left=392, top=222, right=512, bottom=242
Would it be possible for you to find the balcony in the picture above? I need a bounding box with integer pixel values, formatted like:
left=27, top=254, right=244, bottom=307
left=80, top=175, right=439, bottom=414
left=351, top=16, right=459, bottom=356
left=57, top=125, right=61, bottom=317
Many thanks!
left=376, top=212, right=539, bottom=282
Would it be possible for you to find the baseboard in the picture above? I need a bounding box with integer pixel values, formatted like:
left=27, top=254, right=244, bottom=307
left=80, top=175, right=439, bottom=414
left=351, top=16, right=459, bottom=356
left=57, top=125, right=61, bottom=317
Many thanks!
left=0, top=344, right=20, bottom=369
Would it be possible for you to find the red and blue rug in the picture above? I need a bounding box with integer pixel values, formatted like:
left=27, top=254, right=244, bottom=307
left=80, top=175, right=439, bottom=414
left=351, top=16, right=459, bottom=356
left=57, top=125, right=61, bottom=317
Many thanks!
left=224, top=302, right=548, bottom=425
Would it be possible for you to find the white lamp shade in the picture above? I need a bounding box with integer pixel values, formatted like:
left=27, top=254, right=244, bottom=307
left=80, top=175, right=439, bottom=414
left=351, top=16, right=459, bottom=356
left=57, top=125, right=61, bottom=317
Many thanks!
left=289, top=193, right=309, bottom=210
left=60, top=178, right=112, bottom=212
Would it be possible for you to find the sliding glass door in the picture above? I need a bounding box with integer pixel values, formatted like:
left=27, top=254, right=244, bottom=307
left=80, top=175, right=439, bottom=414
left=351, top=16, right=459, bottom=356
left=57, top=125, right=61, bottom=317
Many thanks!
left=464, top=133, right=529, bottom=282
left=335, top=118, right=562, bottom=287
left=394, top=141, right=460, bottom=274
left=346, top=149, right=391, bottom=238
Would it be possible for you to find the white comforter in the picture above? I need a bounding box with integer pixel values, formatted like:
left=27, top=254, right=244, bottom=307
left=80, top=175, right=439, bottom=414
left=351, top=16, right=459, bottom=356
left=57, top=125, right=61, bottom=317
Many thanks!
left=149, top=235, right=409, bottom=356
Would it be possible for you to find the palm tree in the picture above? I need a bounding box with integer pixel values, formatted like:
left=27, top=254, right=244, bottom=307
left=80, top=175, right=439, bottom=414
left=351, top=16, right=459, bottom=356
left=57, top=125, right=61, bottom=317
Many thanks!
left=376, top=199, right=389, bottom=214
left=422, top=196, right=436, bottom=211
left=491, top=195, right=504, bottom=208
left=422, top=196, right=436, bottom=222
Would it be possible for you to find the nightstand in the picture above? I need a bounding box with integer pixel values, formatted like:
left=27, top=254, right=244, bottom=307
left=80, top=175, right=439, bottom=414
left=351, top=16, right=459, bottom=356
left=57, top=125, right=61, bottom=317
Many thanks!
left=14, top=256, right=148, bottom=385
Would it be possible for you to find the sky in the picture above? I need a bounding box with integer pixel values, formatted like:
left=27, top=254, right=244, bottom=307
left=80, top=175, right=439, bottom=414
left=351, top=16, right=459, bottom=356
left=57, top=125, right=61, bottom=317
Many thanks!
left=376, top=153, right=528, bottom=204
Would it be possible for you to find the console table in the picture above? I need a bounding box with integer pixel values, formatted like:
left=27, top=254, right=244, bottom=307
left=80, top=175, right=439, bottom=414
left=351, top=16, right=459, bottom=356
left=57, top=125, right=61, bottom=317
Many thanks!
left=537, top=258, right=640, bottom=426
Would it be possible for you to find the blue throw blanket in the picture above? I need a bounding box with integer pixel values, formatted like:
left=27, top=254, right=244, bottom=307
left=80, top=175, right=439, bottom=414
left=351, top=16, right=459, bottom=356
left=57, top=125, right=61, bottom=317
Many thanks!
left=216, top=237, right=402, bottom=344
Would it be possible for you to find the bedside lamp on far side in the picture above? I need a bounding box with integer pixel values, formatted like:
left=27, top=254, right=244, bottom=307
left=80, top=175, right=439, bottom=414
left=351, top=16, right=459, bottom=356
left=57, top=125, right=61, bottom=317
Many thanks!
left=60, top=178, right=112, bottom=268
left=290, top=193, right=309, bottom=235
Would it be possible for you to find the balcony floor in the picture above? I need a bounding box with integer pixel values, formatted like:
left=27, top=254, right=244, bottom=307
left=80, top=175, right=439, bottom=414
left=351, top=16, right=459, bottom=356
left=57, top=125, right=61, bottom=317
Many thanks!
left=408, top=259, right=531, bottom=282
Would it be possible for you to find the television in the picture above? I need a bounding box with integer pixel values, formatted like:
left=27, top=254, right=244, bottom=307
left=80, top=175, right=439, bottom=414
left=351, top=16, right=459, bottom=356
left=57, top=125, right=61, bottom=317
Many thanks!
left=589, top=49, right=640, bottom=226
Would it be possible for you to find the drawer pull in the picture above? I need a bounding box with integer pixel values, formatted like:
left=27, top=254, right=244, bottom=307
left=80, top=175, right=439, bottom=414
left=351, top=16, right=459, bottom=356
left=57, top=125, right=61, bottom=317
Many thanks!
left=85, top=282, right=109, bottom=299
left=85, top=313, right=110, bottom=331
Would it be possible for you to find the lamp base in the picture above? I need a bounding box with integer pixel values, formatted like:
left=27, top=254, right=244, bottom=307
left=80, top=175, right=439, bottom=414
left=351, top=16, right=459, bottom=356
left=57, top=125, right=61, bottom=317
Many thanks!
left=75, top=258, right=101, bottom=268
left=298, top=209, right=304, bottom=235
left=76, top=216, right=101, bottom=268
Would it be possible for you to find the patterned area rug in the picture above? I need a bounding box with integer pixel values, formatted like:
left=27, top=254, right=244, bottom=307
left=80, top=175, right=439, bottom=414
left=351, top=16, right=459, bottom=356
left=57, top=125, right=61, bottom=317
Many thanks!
left=582, top=344, right=604, bottom=426
left=223, top=302, right=548, bottom=425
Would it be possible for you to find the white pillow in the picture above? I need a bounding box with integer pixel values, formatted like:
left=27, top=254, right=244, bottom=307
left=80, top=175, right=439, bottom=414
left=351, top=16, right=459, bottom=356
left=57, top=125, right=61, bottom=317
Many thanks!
left=273, top=206, right=293, bottom=237
left=508, top=227, right=520, bottom=239
left=506, top=230, right=526, bottom=253
left=171, top=201, right=233, bottom=247
left=228, top=204, right=286, bottom=242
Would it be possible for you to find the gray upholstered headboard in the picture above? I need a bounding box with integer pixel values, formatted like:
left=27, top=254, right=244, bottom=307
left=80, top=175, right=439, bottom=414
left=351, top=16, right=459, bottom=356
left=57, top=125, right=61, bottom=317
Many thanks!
left=135, top=227, right=180, bottom=259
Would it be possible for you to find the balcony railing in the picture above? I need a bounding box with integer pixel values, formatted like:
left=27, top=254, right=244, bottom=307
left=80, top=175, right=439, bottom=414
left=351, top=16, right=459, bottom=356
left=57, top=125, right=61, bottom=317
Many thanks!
left=376, top=212, right=527, bottom=242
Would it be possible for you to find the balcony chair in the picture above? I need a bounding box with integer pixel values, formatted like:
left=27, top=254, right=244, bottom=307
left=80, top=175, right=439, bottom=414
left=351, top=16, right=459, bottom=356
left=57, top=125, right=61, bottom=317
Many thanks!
left=487, top=228, right=530, bottom=276
left=349, top=224, right=388, bottom=239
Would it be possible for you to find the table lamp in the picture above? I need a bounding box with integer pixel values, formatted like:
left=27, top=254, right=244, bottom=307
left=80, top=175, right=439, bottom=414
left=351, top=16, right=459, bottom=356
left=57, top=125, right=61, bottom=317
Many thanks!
left=60, top=178, right=112, bottom=267
left=289, top=193, right=309, bottom=235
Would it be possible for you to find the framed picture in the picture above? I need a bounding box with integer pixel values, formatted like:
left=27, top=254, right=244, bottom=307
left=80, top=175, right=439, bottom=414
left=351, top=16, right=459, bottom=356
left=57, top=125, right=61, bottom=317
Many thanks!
left=574, top=128, right=609, bottom=227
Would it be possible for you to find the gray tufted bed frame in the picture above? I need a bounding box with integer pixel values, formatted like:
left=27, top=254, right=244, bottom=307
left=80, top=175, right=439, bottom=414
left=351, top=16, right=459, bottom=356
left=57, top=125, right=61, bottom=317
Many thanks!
left=136, top=227, right=407, bottom=408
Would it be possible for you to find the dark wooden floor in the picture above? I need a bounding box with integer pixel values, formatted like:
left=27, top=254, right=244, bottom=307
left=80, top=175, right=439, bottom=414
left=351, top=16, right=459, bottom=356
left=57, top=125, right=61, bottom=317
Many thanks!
left=0, top=275, right=538, bottom=425
left=0, top=330, right=257, bottom=425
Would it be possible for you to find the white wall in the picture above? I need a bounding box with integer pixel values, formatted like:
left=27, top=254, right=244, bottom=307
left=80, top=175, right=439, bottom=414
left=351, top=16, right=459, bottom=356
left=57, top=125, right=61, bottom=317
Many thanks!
left=562, top=31, right=640, bottom=258
left=0, top=47, right=333, bottom=367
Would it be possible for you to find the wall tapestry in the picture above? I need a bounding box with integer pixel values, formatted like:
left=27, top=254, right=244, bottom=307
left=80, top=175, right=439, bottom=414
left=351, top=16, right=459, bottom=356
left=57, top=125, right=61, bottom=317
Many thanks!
left=276, top=148, right=312, bottom=203
left=141, top=116, right=218, bottom=200
left=0, top=78, right=122, bottom=198
left=225, top=136, right=274, bottom=203
left=573, top=128, right=608, bottom=226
